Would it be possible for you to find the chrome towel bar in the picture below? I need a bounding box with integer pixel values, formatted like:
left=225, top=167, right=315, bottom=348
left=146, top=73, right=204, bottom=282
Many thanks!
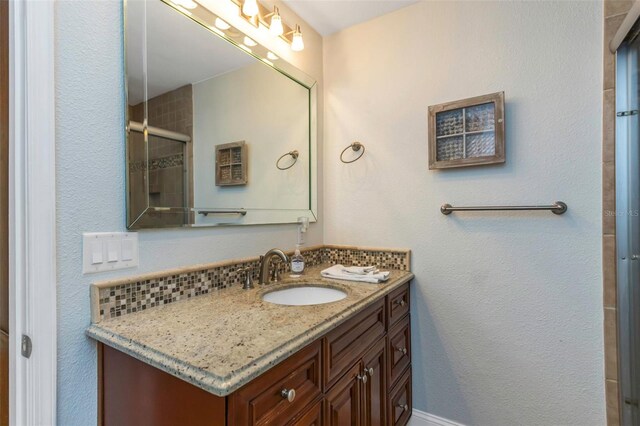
left=198, top=210, right=247, bottom=216
left=440, top=201, right=567, bottom=215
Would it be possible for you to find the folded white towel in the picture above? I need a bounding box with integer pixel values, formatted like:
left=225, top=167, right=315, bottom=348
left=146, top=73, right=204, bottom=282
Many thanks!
left=321, top=264, right=390, bottom=284
left=342, top=265, right=378, bottom=275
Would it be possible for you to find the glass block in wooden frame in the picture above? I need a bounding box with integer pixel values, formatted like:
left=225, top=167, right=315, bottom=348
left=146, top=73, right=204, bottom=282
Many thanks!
left=428, top=92, right=505, bottom=169
left=215, top=141, right=247, bottom=186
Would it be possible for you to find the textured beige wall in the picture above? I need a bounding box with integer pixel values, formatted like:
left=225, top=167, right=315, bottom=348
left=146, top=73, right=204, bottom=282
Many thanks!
left=324, top=1, right=604, bottom=424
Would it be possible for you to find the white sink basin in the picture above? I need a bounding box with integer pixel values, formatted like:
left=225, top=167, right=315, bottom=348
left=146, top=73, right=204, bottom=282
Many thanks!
left=262, top=286, right=347, bottom=306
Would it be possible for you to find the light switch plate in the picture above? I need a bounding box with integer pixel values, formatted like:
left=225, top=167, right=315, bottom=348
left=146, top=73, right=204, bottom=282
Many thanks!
left=83, top=232, right=139, bottom=274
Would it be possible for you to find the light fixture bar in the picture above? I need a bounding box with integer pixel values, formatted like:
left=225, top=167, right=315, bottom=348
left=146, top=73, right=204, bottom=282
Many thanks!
left=230, top=0, right=300, bottom=47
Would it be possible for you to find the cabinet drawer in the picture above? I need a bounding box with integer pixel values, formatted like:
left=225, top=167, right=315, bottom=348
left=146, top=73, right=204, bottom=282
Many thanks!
left=386, top=283, right=409, bottom=329
left=388, top=368, right=412, bottom=426
left=323, top=299, right=386, bottom=390
left=229, top=341, right=322, bottom=426
left=388, top=314, right=411, bottom=388
left=290, top=399, right=323, bottom=426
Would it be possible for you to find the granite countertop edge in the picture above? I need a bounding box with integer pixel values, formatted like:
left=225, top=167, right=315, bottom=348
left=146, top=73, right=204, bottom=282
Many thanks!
left=86, top=272, right=414, bottom=397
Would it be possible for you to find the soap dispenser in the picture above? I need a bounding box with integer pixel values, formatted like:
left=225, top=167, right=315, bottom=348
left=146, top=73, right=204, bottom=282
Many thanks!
left=291, top=244, right=305, bottom=274
left=291, top=217, right=309, bottom=275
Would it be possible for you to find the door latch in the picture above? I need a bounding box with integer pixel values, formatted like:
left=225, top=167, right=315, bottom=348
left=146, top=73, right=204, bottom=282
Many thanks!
left=617, top=110, right=639, bottom=117
left=624, top=398, right=639, bottom=406
left=21, top=334, right=32, bottom=359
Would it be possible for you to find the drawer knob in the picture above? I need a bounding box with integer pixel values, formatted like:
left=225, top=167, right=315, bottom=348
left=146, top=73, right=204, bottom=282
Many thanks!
left=280, top=388, right=296, bottom=402
left=395, top=346, right=407, bottom=355
left=357, top=374, right=368, bottom=384
left=366, top=367, right=374, bottom=376
left=394, top=299, right=406, bottom=307
left=398, top=404, right=409, bottom=412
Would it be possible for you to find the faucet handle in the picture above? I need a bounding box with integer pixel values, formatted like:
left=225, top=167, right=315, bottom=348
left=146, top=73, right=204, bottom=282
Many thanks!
left=270, top=260, right=281, bottom=282
left=237, top=266, right=254, bottom=290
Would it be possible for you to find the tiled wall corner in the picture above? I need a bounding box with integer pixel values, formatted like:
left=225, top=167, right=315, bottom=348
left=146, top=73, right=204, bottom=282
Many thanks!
left=604, top=307, right=619, bottom=381
left=603, top=1, right=632, bottom=424
left=607, top=379, right=622, bottom=425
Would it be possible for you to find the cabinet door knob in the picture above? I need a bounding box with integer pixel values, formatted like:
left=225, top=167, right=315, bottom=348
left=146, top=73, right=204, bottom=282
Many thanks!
left=394, top=299, right=406, bottom=307
left=397, top=404, right=408, bottom=412
left=357, top=374, right=368, bottom=384
left=395, top=346, right=407, bottom=355
left=280, top=388, right=296, bottom=402
left=366, top=367, right=374, bottom=376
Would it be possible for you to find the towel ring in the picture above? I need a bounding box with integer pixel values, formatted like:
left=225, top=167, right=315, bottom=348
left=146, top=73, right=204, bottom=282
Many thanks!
left=276, top=150, right=299, bottom=170
left=340, top=142, right=365, bottom=164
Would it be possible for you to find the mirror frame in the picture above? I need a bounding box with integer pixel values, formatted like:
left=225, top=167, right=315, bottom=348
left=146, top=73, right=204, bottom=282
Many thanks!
left=124, top=0, right=318, bottom=229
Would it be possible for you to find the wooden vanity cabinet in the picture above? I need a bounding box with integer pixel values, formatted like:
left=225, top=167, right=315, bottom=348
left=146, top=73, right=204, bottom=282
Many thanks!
left=99, top=282, right=412, bottom=426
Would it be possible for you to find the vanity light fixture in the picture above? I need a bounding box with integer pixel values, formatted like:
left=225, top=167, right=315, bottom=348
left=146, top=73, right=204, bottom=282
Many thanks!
left=239, top=44, right=252, bottom=53
left=243, top=36, right=257, bottom=47
left=267, top=6, right=284, bottom=36
left=214, top=17, right=231, bottom=30
left=242, top=0, right=259, bottom=17
left=230, top=0, right=304, bottom=52
left=267, top=51, right=279, bottom=61
left=290, top=25, right=304, bottom=51
left=171, top=0, right=198, bottom=9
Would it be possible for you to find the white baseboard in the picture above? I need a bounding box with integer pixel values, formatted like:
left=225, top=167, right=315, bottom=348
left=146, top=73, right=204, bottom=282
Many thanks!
left=409, top=409, right=465, bottom=426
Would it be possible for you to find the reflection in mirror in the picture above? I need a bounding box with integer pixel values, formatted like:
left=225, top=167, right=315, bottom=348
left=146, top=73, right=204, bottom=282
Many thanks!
left=125, top=0, right=317, bottom=229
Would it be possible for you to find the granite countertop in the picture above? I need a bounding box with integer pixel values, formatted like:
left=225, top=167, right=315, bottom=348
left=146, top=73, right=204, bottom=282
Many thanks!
left=86, top=264, right=413, bottom=397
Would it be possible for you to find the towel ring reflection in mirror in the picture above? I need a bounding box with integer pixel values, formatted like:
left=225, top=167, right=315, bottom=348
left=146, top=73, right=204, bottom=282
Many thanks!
left=340, top=142, right=365, bottom=163
left=276, top=150, right=299, bottom=170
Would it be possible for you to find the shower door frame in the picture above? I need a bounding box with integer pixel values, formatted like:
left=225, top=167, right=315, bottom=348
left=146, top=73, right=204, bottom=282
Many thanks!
left=616, top=38, right=640, bottom=426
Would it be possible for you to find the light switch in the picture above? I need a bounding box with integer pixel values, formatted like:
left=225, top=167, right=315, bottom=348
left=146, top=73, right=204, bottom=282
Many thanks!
left=121, top=239, right=134, bottom=261
left=107, top=240, right=119, bottom=263
left=83, top=232, right=139, bottom=274
left=91, top=241, right=103, bottom=264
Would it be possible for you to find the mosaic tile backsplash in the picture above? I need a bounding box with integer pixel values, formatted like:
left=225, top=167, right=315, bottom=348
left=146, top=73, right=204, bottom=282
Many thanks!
left=93, top=245, right=410, bottom=322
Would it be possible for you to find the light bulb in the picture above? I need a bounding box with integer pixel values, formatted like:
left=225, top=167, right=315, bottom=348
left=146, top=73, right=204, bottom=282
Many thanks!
left=243, top=36, right=257, bottom=47
left=214, top=18, right=230, bottom=30
left=171, top=0, right=197, bottom=9
left=267, top=51, right=279, bottom=61
left=269, top=11, right=283, bottom=36
left=291, top=26, right=304, bottom=51
left=242, top=0, right=259, bottom=17
left=208, top=26, right=225, bottom=37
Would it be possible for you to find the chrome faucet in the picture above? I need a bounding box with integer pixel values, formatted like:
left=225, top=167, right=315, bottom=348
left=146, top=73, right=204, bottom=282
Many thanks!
left=259, top=248, right=290, bottom=285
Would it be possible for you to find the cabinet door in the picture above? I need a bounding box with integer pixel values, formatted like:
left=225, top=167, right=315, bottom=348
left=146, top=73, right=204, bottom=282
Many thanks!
left=324, top=363, right=363, bottom=426
left=323, top=299, right=386, bottom=390
left=361, top=338, right=386, bottom=426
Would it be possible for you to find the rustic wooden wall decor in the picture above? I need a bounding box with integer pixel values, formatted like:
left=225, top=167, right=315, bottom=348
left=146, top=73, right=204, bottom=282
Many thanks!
left=428, top=91, right=505, bottom=169
left=215, top=141, right=247, bottom=186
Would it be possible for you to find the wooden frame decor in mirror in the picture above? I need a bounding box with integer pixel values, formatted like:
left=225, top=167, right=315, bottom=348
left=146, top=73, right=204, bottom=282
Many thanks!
left=215, top=141, right=247, bottom=186
left=428, top=91, right=505, bottom=169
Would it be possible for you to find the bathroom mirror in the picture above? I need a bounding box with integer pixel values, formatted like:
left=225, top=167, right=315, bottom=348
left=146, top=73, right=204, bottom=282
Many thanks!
left=125, top=0, right=317, bottom=229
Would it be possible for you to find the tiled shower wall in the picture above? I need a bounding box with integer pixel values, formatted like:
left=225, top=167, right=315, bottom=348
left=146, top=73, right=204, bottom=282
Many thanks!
left=603, top=1, right=633, bottom=424
left=128, top=84, right=194, bottom=227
